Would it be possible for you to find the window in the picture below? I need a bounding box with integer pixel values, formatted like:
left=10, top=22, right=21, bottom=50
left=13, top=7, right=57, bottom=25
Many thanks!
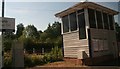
left=92, top=39, right=99, bottom=51
left=77, top=9, right=84, bottom=14
left=96, top=11, right=103, bottom=29
left=92, top=39, right=108, bottom=52
left=98, top=40, right=104, bottom=51
left=109, top=15, right=114, bottom=30
left=103, top=40, right=108, bottom=50
left=62, top=15, right=69, bottom=33
left=78, top=13, right=86, bottom=39
left=69, top=12, right=77, bottom=31
left=88, top=8, right=96, bottom=28
left=103, top=13, right=109, bottom=29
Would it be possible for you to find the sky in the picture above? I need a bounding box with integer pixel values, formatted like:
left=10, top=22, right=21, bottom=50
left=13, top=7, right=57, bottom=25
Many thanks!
left=0, top=0, right=119, bottom=32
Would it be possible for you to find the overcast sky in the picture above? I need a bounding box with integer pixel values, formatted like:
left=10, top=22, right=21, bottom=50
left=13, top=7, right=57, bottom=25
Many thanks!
left=0, top=0, right=119, bottom=31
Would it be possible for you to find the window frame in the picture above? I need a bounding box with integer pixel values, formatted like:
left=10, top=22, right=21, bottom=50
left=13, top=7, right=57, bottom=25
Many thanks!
left=62, top=15, right=69, bottom=33
left=96, top=10, right=103, bottom=29
left=77, top=11, right=86, bottom=39
left=88, top=8, right=96, bottom=28
left=69, top=12, right=77, bottom=31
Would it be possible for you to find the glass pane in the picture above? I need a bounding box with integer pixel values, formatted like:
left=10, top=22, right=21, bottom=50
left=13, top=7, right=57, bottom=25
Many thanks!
left=96, top=11, right=103, bottom=29
left=62, top=15, right=69, bottom=33
left=69, top=12, right=77, bottom=31
left=103, top=13, right=109, bottom=29
left=109, top=15, right=114, bottom=30
left=78, top=13, right=86, bottom=39
left=103, top=40, right=108, bottom=50
left=92, top=39, right=99, bottom=51
left=98, top=40, right=104, bottom=51
left=88, top=8, right=96, bottom=28
left=77, top=9, right=84, bottom=13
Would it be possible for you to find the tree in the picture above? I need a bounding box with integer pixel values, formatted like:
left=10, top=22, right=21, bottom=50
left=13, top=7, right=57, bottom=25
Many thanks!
left=40, top=32, right=48, bottom=42
left=22, top=25, right=39, bottom=40
left=44, top=23, right=53, bottom=38
left=44, top=22, right=61, bottom=38
left=41, top=22, right=61, bottom=43
left=3, top=31, right=15, bottom=52
left=38, top=30, right=43, bottom=41
left=51, top=21, right=61, bottom=37
left=115, top=22, right=120, bottom=41
left=16, top=23, right=24, bottom=38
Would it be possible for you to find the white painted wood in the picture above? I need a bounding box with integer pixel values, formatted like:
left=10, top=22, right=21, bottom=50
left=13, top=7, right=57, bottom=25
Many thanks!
left=101, top=11, right=105, bottom=29
left=77, top=50, right=85, bottom=59
left=107, top=14, right=110, bottom=30
left=94, top=10, right=98, bottom=29
left=84, top=8, right=89, bottom=39
left=68, top=14, right=71, bottom=32
left=76, top=11, right=79, bottom=30
left=63, top=31, right=89, bottom=58
left=60, top=18, right=63, bottom=34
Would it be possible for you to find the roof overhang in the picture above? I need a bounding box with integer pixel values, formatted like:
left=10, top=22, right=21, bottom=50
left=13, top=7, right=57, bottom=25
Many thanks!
left=55, top=2, right=119, bottom=18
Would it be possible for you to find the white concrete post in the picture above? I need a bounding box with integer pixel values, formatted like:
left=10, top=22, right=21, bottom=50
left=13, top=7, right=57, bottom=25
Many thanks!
left=12, top=40, right=24, bottom=67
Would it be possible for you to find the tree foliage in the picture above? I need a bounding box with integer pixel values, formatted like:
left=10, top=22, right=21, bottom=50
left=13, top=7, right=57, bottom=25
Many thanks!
left=115, top=22, right=120, bottom=41
left=42, top=22, right=62, bottom=43
left=4, top=21, right=62, bottom=53
left=16, top=23, right=24, bottom=38
left=22, top=25, right=39, bottom=40
left=3, top=32, right=15, bottom=52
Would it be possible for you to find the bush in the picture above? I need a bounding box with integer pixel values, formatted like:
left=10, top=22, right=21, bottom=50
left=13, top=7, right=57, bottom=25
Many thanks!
left=43, top=46, right=63, bottom=63
left=24, top=39, right=55, bottom=54
left=24, top=54, right=45, bottom=67
left=25, top=46, right=63, bottom=67
left=4, top=46, right=63, bottom=67
left=3, top=39, right=12, bottom=52
left=4, top=52, right=12, bottom=67
left=50, top=46, right=63, bottom=62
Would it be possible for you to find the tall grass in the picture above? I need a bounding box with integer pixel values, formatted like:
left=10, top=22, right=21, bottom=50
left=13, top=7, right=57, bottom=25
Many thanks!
left=4, top=52, right=12, bottom=67
left=4, top=46, right=63, bottom=67
left=25, top=46, right=63, bottom=67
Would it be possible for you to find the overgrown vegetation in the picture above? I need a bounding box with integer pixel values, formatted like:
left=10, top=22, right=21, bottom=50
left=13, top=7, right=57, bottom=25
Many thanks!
left=4, top=46, right=63, bottom=67
left=3, top=22, right=120, bottom=67
left=115, top=23, right=120, bottom=41
left=24, top=46, right=63, bottom=67
left=3, top=21, right=63, bottom=67
left=4, top=52, right=12, bottom=67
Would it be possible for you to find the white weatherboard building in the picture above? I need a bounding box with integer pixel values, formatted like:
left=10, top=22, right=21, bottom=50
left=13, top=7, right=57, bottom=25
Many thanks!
left=55, top=2, right=119, bottom=65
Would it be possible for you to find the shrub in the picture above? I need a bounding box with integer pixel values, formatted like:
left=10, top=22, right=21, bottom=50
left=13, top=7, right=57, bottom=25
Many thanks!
left=24, top=46, right=63, bottom=67
left=4, top=52, right=12, bottom=67
left=50, top=46, right=63, bottom=62
left=24, top=54, right=45, bottom=67
left=43, top=46, right=63, bottom=63
left=4, top=46, right=63, bottom=67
